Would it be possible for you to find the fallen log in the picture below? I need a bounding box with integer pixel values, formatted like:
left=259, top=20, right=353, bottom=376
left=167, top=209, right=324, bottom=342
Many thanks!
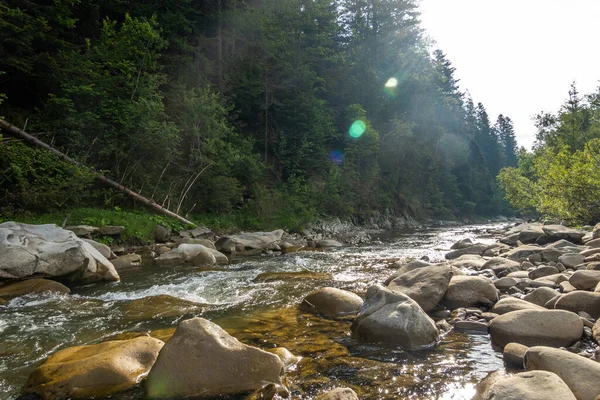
left=0, top=118, right=196, bottom=227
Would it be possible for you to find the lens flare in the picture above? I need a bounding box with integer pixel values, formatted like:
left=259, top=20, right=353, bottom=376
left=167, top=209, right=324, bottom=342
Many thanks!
left=349, top=120, right=366, bottom=138
left=385, top=77, right=398, bottom=88
left=328, top=149, right=343, bottom=165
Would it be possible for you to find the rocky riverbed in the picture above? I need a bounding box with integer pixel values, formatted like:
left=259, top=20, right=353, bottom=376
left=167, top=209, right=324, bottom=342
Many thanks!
left=1, top=220, right=600, bottom=399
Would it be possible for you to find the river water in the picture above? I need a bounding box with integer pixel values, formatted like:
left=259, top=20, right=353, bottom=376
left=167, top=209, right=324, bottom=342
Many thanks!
left=0, top=224, right=505, bottom=399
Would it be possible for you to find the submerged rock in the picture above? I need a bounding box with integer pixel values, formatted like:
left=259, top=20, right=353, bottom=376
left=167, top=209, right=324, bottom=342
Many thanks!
left=23, top=336, right=164, bottom=399
left=146, top=317, right=284, bottom=399
left=352, top=285, right=439, bottom=350
left=315, top=388, right=359, bottom=400
left=489, top=309, right=583, bottom=349
left=0, top=222, right=119, bottom=283
left=120, top=295, right=205, bottom=321
left=300, top=287, right=363, bottom=318
left=0, top=279, right=70, bottom=300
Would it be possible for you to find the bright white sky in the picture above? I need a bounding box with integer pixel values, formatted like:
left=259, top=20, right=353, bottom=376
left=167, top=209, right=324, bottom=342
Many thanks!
left=419, top=0, right=600, bottom=149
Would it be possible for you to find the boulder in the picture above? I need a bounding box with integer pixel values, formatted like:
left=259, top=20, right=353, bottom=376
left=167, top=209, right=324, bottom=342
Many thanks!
left=454, top=320, right=489, bottom=333
left=523, top=287, right=560, bottom=307
left=99, top=225, right=125, bottom=236
left=518, top=225, right=547, bottom=244
left=301, top=287, right=363, bottom=318
left=23, top=336, right=164, bottom=399
left=489, top=309, right=583, bottom=348
left=528, top=266, right=560, bottom=280
left=492, top=297, right=545, bottom=315
left=525, top=346, right=600, bottom=400
left=559, top=281, right=578, bottom=293
left=265, top=348, right=300, bottom=370
left=503, top=342, right=529, bottom=369
left=451, top=238, right=474, bottom=249
left=448, top=254, right=486, bottom=270
left=351, top=285, right=439, bottom=350
left=315, top=388, right=359, bottom=400
left=174, top=238, right=216, bottom=249
left=64, top=225, right=99, bottom=237
left=153, top=224, right=171, bottom=243
left=559, top=254, right=586, bottom=269
left=585, top=238, right=600, bottom=248
left=0, top=279, right=70, bottom=300
left=82, top=239, right=114, bottom=260
left=569, top=270, right=600, bottom=290
left=444, top=244, right=487, bottom=260
left=146, top=318, right=284, bottom=399
left=554, top=291, right=600, bottom=319
left=315, top=239, right=343, bottom=248
left=442, top=275, right=499, bottom=310
left=111, top=254, right=142, bottom=270
left=0, top=222, right=119, bottom=283
left=215, top=230, right=284, bottom=251
left=121, top=295, right=205, bottom=321
left=189, top=251, right=217, bottom=266
left=154, top=250, right=186, bottom=266
left=482, top=258, right=521, bottom=274
left=474, top=370, right=576, bottom=400
left=504, top=245, right=545, bottom=261
left=542, top=225, right=586, bottom=244
left=177, top=244, right=228, bottom=263
left=494, top=277, right=519, bottom=290
left=387, top=265, right=453, bottom=312
left=383, top=260, right=433, bottom=285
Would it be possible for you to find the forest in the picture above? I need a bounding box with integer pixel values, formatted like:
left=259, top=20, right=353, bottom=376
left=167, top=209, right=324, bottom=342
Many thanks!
left=0, top=0, right=520, bottom=229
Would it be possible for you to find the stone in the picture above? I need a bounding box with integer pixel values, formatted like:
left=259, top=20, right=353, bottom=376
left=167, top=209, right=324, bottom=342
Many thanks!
left=507, top=270, right=530, bottom=279
left=153, top=225, right=171, bottom=243
left=111, top=254, right=142, bottom=270
left=174, top=238, right=216, bottom=249
left=23, top=336, right=164, bottom=399
left=559, top=281, right=578, bottom=293
left=352, top=284, right=439, bottom=350
left=482, top=257, right=521, bottom=274
left=504, top=245, right=545, bottom=261
left=189, top=251, right=217, bottom=266
left=315, top=388, right=359, bottom=400
left=121, top=295, right=205, bottom=321
left=444, top=244, right=487, bottom=260
left=494, top=277, right=519, bottom=290
left=442, top=275, right=499, bottom=310
left=154, top=250, right=186, bottom=266
left=525, top=346, right=600, bottom=400
left=559, top=253, right=586, bottom=269
left=215, top=237, right=244, bottom=253
left=215, top=230, right=285, bottom=251
left=569, top=270, right=600, bottom=290
left=523, top=287, right=560, bottom=307
left=451, top=238, right=474, bottom=249
left=82, top=239, right=113, bottom=260
left=64, top=225, right=99, bottom=237
left=593, top=319, right=600, bottom=343
left=383, top=260, right=433, bottom=285
left=265, top=348, right=300, bottom=370
left=146, top=318, right=284, bottom=399
left=542, top=225, right=586, bottom=244
left=454, top=320, right=489, bottom=333
left=301, top=287, right=363, bottom=318
left=518, top=225, right=547, bottom=244
left=528, top=266, right=560, bottom=280
left=99, top=225, right=125, bottom=236
left=554, top=291, right=600, bottom=319
left=585, top=238, right=600, bottom=248
left=315, top=239, right=343, bottom=248
left=177, top=244, right=228, bottom=263
left=503, top=342, right=529, bottom=369
left=0, top=222, right=119, bottom=283
left=473, top=370, right=576, bottom=400
left=492, top=297, right=545, bottom=314
left=489, top=309, right=583, bottom=349
left=387, top=265, right=453, bottom=312
left=448, top=254, right=486, bottom=270
left=0, top=279, right=70, bottom=300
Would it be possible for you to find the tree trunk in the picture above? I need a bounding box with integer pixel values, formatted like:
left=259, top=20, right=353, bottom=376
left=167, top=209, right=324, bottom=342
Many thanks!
left=0, top=118, right=196, bottom=227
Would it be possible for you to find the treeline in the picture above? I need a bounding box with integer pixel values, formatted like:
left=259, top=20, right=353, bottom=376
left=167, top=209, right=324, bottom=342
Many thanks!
left=0, top=0, right=517, bottom=226
left=499, top=84, right=600, bottom=224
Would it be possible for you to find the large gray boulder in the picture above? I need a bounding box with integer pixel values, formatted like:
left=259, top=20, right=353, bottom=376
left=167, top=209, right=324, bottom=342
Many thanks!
left=525, top=346, right=600, bottom=400
left=442, top=275, right=499, bottom=309
left=352, top=285, right=439, bottom=350
left=554, top=291, right=600, bottom=319
left=301, top=287, right=363, bottom=318
left=216, top=230, right=284, bottom=251
left=474, top=370, right=576, bottom=400
left=387, top=265, right=453, bottom=312
left=542, top=225, right=586, bottom=244
left=146, top=318, right=284, bottom=399
left=489, top=309, right=583, bottom=349
left=155, top=244, right=228, bottom=266
left=0, top=222, right=119, bottom=283
left=383, top=260, right=433, bottom=285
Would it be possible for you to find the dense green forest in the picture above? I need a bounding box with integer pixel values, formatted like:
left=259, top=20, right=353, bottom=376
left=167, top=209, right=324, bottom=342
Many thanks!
left=499, top=84, right=600, bottom=225
left=0, top=0, right=519, bottom=228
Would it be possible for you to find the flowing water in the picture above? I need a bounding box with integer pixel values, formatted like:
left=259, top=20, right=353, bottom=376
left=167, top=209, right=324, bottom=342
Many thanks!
left=0, top=224, right=506, bottom=399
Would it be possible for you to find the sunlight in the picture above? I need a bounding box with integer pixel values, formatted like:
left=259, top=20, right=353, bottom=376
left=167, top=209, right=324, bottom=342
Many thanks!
left=385, top=77, right=398, bottom=88
left=349, top=120, right=366, bottom=138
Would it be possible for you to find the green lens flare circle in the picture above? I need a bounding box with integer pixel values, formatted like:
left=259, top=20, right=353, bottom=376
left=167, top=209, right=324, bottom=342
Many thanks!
left=349, top=120, right=366, bottom=138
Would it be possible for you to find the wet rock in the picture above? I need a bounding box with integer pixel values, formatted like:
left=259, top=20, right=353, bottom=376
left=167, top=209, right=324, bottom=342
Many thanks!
left=528, top=266, right=560, bottom=280
left=523, top=287, right=560, bottom=307
left=352, top=285, right=439, bottom=350
left=473, top=370, right=576, bottom=400
left=454, top=320, right=489, bottom=333
left=569, top=270, right=600, bottom=290
left=315, top=388, right=359, bottom=400
left=301, top=287, right=363, bottom=318
left=111, top=254, right=142, bottom=270
left=444, top=244, right=487, bottom=260
left=146, top=317, right=284, bottom=399
left=387, top=265, right=453, bottom=312
left=0, top=222, right=119, bottom=283
left=189, top=251, right=217, bottom=266
left=315, top=239, right=343, bottom=248
left=254, top=271, right=332, bottom=282
left=554, top=291, right=600, bottom=319
left=525, top=346, right=600, bottom=400
left=121, top=295, right=205, bottom=321
left=265, top=347, right=300, bottom=370
left=442, top=275, right=499, bottom=310
left=23, top=336, right=164, bottom=399
left=503, top=342, right=529, bottom=369
left=492, top=297, right=545, bottom=314
left=0, top=279, right=70, bottom=300
left=489, top=309, right=583, bottom=349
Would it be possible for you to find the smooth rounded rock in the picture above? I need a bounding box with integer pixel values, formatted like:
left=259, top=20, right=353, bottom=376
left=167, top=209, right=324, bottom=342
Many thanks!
left=0, top=279, right=70, bottom=300
left=301, top=287, right=363, bottom=318
left=489, top=309, right=583, bottom=349
left=146, top=317, right=284, bottom=399
left=442, top=275, right=499, bottom=310
left=473, top=370, right=576, bottom=400
left=554, top=291, right=600, bottom=319
left=492, top=297, right=545, bottom=315
left=387, top=265, right=453, bottom=312
left=494, top=277, right=519, bottom=291
left=503, top=342, right=529, bottom=369
left=569, top=270, right=600, bottom=290
left=528, top=266, right=560, bottom=280
left=523, top=287, right=560, bottom=307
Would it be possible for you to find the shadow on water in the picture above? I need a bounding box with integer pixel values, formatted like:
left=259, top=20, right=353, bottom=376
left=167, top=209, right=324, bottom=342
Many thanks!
left=0, top=224, right=505, bottom=399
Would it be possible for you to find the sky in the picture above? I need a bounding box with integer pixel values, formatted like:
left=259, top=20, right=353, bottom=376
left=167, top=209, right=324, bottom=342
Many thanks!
left=419, top=0, right=600, bottom=149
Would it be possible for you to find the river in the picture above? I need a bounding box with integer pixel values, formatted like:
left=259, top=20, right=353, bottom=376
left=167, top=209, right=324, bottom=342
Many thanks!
left=0, top=224, right=506, bottom=399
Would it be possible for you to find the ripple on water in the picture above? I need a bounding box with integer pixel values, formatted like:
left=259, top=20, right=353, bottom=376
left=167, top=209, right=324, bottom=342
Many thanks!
left=0, top=224, right=507, bottom=399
